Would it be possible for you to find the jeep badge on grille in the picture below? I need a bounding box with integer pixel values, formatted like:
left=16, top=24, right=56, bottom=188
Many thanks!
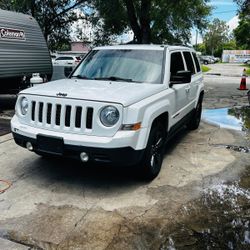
left=56, top=92, right=67, bottom=97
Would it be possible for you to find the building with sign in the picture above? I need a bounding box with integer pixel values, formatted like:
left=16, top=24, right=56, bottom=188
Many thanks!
left=222, top=50, right=250, bottom=63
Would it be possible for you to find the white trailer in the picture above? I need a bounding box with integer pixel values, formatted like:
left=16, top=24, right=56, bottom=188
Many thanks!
left=0, top=9, right=52, bottom=93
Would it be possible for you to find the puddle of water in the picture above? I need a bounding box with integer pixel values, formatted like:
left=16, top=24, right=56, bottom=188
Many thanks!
left=161, top=171, right=250, bottom=250
left=202, top=106, right=250, bottom=132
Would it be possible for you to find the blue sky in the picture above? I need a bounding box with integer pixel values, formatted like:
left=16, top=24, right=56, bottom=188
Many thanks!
left=209, top=0, right=238, bottom=21
left=191, top=0, right=239, bottom=44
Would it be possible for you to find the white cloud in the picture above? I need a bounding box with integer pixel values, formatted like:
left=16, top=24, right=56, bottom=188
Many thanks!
left=227, top=15, right=239, bottom=32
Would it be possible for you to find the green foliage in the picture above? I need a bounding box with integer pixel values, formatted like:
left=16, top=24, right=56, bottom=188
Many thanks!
left=234, top=14, right=250, bottom=49
left=194, top=43, right=206, bottom=54
left=203, top=18, right=230, bottom=56
left=90, top=0, right=211, bottom=45
left=234, top=0, right=250, bottom=49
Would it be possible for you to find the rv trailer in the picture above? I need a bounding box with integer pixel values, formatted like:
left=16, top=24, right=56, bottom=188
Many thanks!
left=0, top=9, right=52, bottom=94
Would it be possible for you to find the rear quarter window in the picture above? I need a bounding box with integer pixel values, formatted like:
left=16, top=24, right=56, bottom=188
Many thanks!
left=192, top=52, right=201, bottom=72
left=183, top=51, right=195, bottom=75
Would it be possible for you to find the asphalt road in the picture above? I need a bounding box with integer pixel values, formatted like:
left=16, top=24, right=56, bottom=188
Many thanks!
left=0, top=63, right=249, bottom=249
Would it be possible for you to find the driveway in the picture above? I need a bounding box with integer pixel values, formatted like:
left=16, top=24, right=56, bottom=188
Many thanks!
left=0, top=63, right=249, bottom=249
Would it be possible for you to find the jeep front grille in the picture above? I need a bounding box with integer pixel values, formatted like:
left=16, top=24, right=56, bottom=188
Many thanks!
left=31, top=101, right=93, bottom=130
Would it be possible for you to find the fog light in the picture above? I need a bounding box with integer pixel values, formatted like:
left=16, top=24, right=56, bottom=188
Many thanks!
left=80, top=152, right=89, bottom=162
left=26, top=142, right=33, bottom=151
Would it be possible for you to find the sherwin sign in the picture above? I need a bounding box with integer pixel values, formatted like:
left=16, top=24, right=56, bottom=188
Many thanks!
left=0, top=27, right=26, bottom=40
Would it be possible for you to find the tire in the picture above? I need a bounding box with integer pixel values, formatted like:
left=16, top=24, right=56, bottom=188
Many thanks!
left=140, top=123, right=166, bottom=180
left=187, top=98, right=202, bottom=130
left=204, top=61, right=208, bottom=65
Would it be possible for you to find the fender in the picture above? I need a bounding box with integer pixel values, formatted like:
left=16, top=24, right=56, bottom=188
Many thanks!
left=136, top=98, right=170, bottom=149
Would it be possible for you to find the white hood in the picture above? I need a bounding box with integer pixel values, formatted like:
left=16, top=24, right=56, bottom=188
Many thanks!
left=21, top=79, right=166, bottom=106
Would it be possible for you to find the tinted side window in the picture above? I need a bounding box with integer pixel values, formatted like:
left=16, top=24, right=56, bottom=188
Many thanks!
left=56, top=57, right=73, bottom=60
left=183, top=52, right=195, bottom=75
left=192, top=53, right=201, bottom=72
left=170, top=52, right=185, bottom=75
left=56, top=57, right=66, bottom=61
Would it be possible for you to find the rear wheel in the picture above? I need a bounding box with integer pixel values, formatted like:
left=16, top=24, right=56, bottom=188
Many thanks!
left=187, top=98, right=202, bottom=130
left=140, top=123, right=166, bottom=180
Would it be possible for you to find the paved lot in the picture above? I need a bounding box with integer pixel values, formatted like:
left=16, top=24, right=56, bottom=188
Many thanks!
left=0, top=63, right=249, bottom=249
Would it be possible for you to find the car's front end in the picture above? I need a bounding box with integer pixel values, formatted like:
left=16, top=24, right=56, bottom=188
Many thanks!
left=11, top=90, right=146, bottom=165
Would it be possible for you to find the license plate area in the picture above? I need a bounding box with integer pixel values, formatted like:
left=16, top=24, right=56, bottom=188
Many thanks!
left=37, top=134, right=64, bottom=155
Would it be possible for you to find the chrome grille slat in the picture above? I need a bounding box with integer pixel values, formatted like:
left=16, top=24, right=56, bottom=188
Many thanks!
left=51, top=103, right=56, bottom=127
left=60, top=105, right=66, bottom=129
left=70, top=105, right=76, bottom=129
left=42, top=102, right=47, bottom=126
left=34, top=101, right=39, bottom=124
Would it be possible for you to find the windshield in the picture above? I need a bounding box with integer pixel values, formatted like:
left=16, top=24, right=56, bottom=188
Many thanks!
left=71, top=49, right=164, bottom=84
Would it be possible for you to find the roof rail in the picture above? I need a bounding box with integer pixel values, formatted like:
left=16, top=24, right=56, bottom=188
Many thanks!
left=171, top=43, right=194, bottom=48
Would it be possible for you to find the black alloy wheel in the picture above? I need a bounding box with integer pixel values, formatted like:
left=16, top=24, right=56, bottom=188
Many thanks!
left=187, top=99, right=202, bottom=130
left=141, top=123, right=166, bottom=180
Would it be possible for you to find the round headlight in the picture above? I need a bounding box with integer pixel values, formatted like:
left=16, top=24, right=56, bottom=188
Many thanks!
left=100, top=106, right=119, bottom=127
left=20, top=97, right=29, bottom=115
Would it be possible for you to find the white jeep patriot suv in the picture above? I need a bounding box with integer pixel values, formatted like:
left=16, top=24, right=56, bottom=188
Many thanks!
left=11, top=45, right=204, bottom=180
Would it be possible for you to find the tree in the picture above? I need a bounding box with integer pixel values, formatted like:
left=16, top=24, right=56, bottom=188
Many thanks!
left=0, top=0, right=89, bottom=51
left=234, top=0, right=250, bottom=49
left=203, top=18, right=230, bottom=56
left=89, top=0, right=211, bottom=45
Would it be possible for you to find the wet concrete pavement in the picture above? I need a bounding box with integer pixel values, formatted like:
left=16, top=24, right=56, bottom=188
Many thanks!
left=0, top=63, right=250, bottom=249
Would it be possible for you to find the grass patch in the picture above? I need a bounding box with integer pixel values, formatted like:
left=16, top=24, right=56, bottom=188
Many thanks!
left=246, top=67, right=250, bottom=76
left=240, top=64, right=250, bottom=76
left=202, top=65, right=211, bottom=72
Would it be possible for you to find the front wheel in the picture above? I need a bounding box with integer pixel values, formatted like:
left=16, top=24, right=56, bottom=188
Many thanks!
left=139, top=123, right=166, bottom=180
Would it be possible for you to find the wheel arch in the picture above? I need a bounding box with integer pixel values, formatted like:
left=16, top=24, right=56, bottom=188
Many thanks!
left=138, top=110, right=169, bottom=150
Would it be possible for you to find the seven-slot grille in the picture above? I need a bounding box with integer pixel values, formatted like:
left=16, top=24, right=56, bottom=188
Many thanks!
left=31, top=101, right=94, bottom=130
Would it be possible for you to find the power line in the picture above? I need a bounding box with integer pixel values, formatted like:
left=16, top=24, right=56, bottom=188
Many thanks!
left=213, top=10, right=238, bottom=14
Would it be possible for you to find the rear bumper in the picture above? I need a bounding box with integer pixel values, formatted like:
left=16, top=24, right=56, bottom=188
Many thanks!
left=12, top=132, right=144, bottom=166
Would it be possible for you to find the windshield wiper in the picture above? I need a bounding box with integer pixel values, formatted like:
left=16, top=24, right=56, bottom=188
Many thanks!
left=71, top=75, right=90, bottom=79
left=94, top=76, right=134, bottom=82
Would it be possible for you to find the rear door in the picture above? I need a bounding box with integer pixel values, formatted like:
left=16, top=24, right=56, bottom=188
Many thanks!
left=170, top=51, right=190, bottom=120
left=182, top=51, right=200, bottom=111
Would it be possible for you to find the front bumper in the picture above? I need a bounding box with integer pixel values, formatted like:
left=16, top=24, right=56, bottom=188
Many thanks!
left=12, top=132, right=144, bottom=166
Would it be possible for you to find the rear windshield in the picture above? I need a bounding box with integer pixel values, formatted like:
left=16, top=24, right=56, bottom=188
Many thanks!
left=71, top=49, right=164, bottom=84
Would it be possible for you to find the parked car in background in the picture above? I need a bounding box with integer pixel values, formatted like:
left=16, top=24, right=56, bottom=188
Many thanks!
left=200, top=56, right=211, bottom=65
left=200, top=55, right=217, bottom=64
left=53, top=56, right=81, bottom=66
left=244, top=59, right=250, bottom=65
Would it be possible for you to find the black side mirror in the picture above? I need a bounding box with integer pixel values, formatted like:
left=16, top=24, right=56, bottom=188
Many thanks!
left=64, top=66, right=73, bottom=78
left=170, top=70, right=192, bottom=86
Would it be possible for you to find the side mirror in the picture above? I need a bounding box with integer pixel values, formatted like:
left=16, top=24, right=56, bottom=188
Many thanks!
left=64, top=66, right=73, bottom=78
left=170, top=70, right=192, bottom=86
